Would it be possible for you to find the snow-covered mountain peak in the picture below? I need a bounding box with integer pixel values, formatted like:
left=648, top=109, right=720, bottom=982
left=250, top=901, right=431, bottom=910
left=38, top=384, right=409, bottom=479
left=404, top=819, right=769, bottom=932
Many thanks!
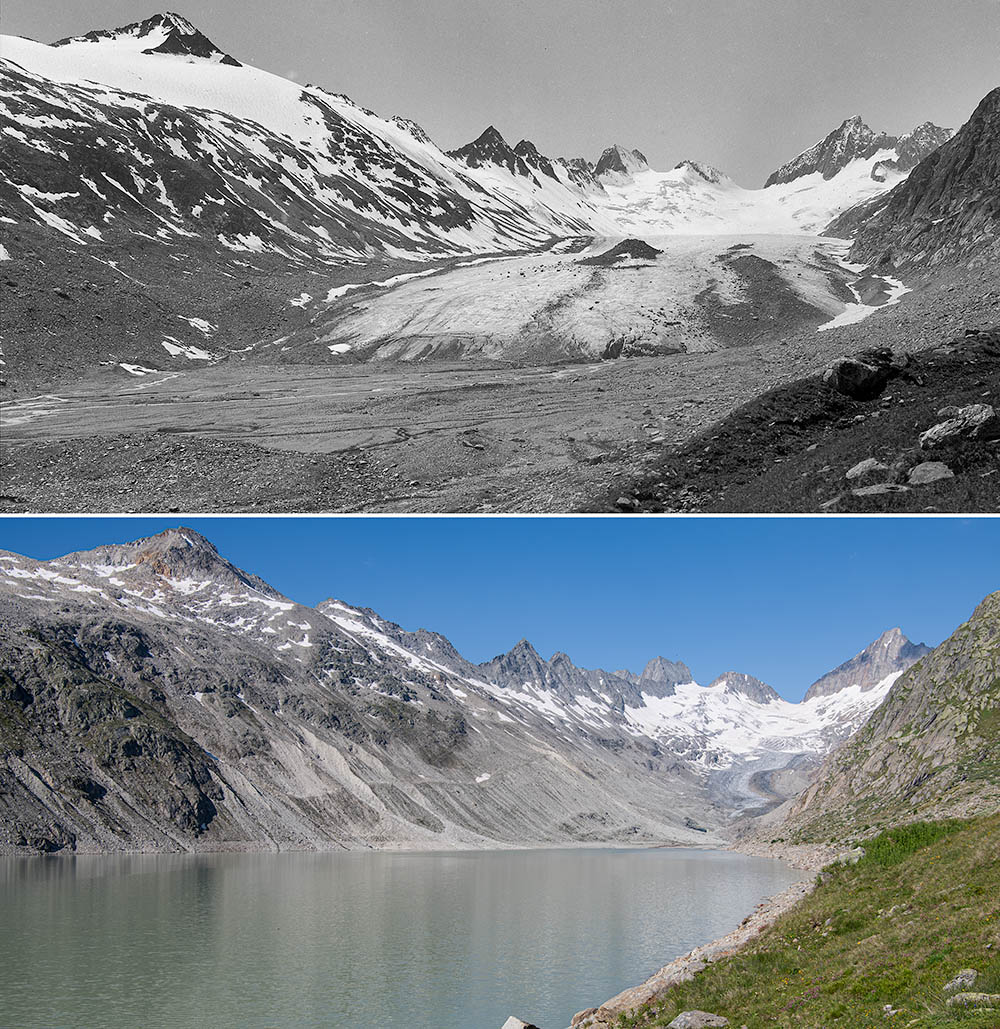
left=447, top=125, right=531, bottom=176
left=52, top=12, right=241, bottom=66
left=673, top=159, right=729, bottom=184
left=708, top=671, right=781, bottom=704
left=595, top=144, right=649, bottom=179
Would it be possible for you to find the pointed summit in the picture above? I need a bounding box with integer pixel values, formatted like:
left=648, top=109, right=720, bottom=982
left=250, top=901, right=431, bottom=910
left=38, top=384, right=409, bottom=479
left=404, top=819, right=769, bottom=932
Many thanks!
left=708, top=672, right=780, bottom=704
left=594, top=144, right=649, bottom=179
left=53, top=11, right=241, bottom=65
left=447, top=127, right=535, bottom=178
left=803, top=628, right=932, bottom=701
left=513, top=139, right=559, bottom=180
left=765, top=114, right=893, bottom=186
left=638, top=656, right=693, bottom=698
left=54, top=527, right=280, bottom=597
left=673, top=159, right=729, bottom=184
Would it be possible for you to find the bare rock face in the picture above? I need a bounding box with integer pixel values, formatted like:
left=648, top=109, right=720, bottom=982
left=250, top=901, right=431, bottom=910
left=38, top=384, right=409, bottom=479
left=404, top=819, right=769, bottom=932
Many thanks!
left=707, top=672, right=780, bottom=705
left=53, top=12, right=242, bottom=66
left=803, top=628, right=931, bottom=701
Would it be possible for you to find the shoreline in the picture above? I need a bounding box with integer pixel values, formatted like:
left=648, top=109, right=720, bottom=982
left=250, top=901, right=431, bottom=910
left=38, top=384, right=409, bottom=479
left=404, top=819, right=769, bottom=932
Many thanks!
left=566, top=874, right=816, bottom=1028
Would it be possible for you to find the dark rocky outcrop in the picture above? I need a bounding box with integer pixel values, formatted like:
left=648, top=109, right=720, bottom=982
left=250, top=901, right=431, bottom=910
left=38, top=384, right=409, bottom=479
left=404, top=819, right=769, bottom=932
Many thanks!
left=708, top=672, right=780, bottom=704
left=579, top=238, right=663, bottom=266
left=594, top=144, right=649, bottom=178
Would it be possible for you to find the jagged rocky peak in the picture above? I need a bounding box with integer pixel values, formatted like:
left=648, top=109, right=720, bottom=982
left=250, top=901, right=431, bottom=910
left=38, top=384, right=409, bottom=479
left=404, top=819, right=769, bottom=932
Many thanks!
left=638, top=656, right=694, bottom=697
left=55, top=526, right=280, bottom=597
left=803, top=627, right=932, bottom=701
left=765, top=113, right=952, bottom=187
left=447, top=126, right=533, bottom=178
left=674, top=159, right=728, bottom=184
left=556, top=156, right=604, bottom=191
left=513, top=139, right=559, bottom=180
left=52, top=11, right=242, bottom=66
left=480, top=637, right=549, bottom=684
left=594, top=144, right=649, bottom=178
left=893, top=121, right=954, bottom=169
left=765, top=115, right=892, bottom=186
left=708, top=672, right=781, bottom=704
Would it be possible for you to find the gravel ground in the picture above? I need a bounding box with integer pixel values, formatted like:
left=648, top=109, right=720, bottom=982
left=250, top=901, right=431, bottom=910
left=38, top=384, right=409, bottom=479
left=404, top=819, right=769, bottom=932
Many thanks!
left=2, top=263, right=995, bottom=513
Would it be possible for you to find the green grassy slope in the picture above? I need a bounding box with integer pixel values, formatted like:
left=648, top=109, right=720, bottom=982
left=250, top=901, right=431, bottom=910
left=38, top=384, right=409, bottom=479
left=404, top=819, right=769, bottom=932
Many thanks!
left=622, top=816, right=1000, bottom=1029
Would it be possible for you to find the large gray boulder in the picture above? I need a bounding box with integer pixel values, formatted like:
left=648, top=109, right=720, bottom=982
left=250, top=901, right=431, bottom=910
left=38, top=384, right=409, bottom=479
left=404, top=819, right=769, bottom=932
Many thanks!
left=500, top=1018, right=541, bottom=1029
left=919, top=404, right=999, bottom=448
left=667, top=1013, right=730, bottom=1028
left=908, top=461, right=955, bottom=485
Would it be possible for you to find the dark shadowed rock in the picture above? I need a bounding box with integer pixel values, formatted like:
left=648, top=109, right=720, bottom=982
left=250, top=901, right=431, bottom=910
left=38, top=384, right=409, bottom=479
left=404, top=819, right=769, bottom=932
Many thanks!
left=822, top=357, right=892, bottom=400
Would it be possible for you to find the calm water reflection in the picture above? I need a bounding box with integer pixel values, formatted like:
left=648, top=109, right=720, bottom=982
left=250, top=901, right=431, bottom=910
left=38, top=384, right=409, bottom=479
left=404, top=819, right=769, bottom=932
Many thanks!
left=0, top=847, right=802, bottom=1028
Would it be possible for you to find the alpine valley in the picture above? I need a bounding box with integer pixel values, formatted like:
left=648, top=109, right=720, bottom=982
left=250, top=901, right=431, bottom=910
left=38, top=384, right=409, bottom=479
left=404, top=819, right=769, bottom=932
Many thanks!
left=2, top=13, right=998, bottom=513
left=0, top=526, right=946, bottom=856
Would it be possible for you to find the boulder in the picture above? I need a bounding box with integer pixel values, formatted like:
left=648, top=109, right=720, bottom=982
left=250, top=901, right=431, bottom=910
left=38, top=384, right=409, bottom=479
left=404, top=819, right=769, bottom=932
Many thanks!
left=845, top=457, right=888, bottom=481
left=944, top=970, right=979, bottom=994
left=823, top=358, right=892, bottom=400
left=919, top=404, right=999, bottom=449
left=667, top=1013, right=730, bottom=1028
left=908, top=462, right=955, bottom=485
left=832, top=846, right=866, bottom=866
left=946, top=992, right=1000, bottom=1009
left=501, top=1019, right=541, bottom=1029
left=851, top=483, right=909, bottom=497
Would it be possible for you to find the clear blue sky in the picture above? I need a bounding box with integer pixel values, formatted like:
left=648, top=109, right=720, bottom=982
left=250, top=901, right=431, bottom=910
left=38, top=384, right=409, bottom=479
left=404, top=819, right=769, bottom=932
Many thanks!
left=5, top=1, right=999, bottom=185
left=1, top=517, right=996, bottom=701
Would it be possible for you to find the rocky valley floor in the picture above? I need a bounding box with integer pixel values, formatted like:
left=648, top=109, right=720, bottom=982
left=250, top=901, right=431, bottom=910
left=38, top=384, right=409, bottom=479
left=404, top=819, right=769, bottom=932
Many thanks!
left=3, top=244, right=994, bottom=513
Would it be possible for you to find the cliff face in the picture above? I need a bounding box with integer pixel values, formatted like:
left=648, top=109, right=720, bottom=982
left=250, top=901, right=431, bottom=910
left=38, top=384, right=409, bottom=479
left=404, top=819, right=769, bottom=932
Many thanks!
left=829, top=87, right=1000, bottom=270
left=786, top=591, right=1000, bottom=841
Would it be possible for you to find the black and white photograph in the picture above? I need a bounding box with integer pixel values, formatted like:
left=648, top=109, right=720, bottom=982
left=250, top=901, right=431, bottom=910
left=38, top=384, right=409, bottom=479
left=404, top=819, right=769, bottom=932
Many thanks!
left=0, top=2, right=998, bottom=1028
left=1, top=0, right=996, bottom=513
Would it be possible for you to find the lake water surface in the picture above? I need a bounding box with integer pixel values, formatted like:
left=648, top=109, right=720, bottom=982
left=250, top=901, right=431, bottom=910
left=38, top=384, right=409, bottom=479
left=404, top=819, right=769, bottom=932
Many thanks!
left=0, top=847, right=802, bottom=1029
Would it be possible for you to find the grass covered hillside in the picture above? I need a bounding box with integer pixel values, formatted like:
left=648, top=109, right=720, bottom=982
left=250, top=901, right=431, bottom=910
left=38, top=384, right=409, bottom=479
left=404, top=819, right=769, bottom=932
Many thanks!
left=622, top=816, right=1000, bottom=1029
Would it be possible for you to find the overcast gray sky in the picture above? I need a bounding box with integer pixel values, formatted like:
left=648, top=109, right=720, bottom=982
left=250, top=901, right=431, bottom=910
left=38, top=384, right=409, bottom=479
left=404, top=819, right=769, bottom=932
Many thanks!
left=5, top=0, right=999, bottom=185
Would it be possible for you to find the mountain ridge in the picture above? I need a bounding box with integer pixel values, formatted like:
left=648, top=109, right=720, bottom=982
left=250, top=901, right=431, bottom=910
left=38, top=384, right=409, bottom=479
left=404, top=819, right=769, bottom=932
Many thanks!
left=0, top=527, right=938, bottom=855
